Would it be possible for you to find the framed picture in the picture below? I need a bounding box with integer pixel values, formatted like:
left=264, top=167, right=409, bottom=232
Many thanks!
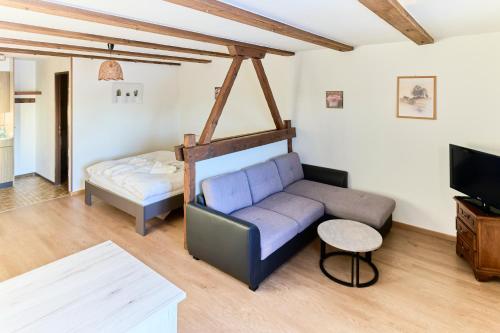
left=397, top=76, right=436, bottom=119
left=112, top=82, right=143, bottom=104
left=326, top=91, right=343, bottom=109
left=214, top=87, right=221, bottom=99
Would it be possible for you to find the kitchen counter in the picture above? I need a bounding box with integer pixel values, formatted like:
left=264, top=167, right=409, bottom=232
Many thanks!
left=0, top=137, right=13, bottom=148
left=0, top=137, right=13, bottom=187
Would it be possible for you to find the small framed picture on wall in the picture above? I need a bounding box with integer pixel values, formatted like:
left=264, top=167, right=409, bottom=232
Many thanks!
left=397, top=76, right=437, bottom=119
left=326, top=91, right=343, bottom=109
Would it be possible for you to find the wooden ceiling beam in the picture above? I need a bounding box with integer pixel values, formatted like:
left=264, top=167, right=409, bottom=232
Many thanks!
left=164, top=0, right=354, bottom=52
left=0, top=37, right=210, bottom=63
left=0, top=0, right=295, bottom=56
left=227, top=45, right=266, bottom=59
left=359, top=0, right=433, bottom=45
left=0, top=46, right=181, bottom=66
left=0, top=20, right=231, bottom=58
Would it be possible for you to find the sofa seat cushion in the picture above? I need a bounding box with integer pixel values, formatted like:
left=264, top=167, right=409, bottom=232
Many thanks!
left=285, top=180, right=396, bottom=229
left=256, top=192, right=325, bottom=232
left=231, top=206, right=299, bottom=260
left=272, top=152, right=304, bottom=187
left=202, top=170, right=252, bottom=215
left=244, top=161, right=283, bottom=203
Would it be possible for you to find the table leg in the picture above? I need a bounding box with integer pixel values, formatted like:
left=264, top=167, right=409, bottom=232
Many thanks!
left=351, top=253, right=354, bottom=286
left=319, top=249, right=379, bottom=288
left=356, top=253, right=360, bottom=286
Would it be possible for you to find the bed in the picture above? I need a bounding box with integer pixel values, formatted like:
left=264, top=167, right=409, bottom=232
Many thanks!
left=85, top=150, right=184, bottom=235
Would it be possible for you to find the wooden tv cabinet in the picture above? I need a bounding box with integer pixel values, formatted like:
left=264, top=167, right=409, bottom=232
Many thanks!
left=455, top=197, right=500, bottom=281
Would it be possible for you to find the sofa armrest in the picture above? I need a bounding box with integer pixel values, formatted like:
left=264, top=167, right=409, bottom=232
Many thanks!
left=302, top=164, right=348, bottom=188
left=186, top=203, right=261, bottom=287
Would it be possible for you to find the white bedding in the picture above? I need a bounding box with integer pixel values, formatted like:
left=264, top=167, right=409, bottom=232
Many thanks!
left=86, top=151, right=184, bottom=204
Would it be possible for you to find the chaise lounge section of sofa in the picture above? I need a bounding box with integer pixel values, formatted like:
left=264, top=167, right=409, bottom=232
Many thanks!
left=186, top=153, right=395, bottom=290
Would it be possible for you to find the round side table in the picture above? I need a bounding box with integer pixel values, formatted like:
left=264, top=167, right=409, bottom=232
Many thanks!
left=318, top=219, right=382, bottom=288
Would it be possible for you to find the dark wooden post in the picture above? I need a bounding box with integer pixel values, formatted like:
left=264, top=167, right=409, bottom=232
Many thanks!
left=183, top=133, right=196, bottom=248
left=284, top=120, right=293, bottom=153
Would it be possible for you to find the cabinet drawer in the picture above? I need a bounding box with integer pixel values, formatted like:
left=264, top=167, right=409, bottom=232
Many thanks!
left=456, top=218, right=475, bottom=249
left=458, top=205, right=476, bottom=231
left=457, top=236, right=474, bottom=266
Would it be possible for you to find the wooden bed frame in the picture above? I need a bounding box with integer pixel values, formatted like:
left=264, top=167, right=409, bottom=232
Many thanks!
left=85, top=180, right=184, bottom=236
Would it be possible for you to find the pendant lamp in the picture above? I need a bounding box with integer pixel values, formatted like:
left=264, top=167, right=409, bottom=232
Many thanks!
left=98, top=44, right=123, bottom=81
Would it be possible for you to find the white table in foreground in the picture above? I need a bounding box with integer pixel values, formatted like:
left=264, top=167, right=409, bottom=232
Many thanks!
left=0, top=241, right=186, bottom=333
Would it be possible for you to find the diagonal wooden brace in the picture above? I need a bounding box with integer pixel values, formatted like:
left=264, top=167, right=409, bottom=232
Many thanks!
left=199, top=55, right=244, bottom=144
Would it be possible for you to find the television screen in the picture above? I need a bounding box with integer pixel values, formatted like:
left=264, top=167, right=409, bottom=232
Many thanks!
left=450, top=144, right=500, bottom=210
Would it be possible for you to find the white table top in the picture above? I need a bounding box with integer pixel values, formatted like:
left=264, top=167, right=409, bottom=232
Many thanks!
left=318, top=220, right=383, bottom=253
left=0, top=241, right=186, bottom=333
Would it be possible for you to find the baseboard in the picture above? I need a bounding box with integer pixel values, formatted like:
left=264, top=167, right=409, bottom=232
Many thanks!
left=393, top=221, right=456, bottom=242
left=70, top=190, right=84, bottom=196
left=0, top=181, right=13, bottom=189
left=35, top=173, right=55, bottom=185
left=15, top=172, right=36, bottom=179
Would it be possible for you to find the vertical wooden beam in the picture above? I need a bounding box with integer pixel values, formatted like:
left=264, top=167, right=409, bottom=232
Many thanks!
left=199, top=56, right=244, bottom=144
left=284, top=120, right=293, bottom=153
left=183, top=134, right=196, bottom=248
left=251, top=58, right=284, bottom=130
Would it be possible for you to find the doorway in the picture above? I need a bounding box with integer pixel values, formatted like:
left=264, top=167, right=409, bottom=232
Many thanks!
left=1, top=58, right=70, bottom=214
left=54, top=71, right=69, bottom=186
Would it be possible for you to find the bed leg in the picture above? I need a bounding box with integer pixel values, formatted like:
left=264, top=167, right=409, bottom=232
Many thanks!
left=85, top=190, right=92, bottom=206
left=136, top=215, right=146, bottom=236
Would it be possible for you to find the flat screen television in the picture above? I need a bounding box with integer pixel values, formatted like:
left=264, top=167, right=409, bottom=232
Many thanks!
left=450, top=144, right=500, bottom=211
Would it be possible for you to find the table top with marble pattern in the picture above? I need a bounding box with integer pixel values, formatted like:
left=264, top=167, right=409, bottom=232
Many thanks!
left=318, top=219, right=383, bottom=253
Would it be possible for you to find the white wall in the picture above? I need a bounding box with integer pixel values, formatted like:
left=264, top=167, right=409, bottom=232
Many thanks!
left=292, top=32, right=500, bottom=235
left=176, top=56, right=296, bottom=139
left=0, top=57, right=11, bottom=71
left=175, top=32, right=500, bottom=235
left=72, top=58, right=180, bottom=190
left=175, top=56, right=295, bottom=191
left=35, top=57, right=71, bottom=182
left=14, top=59, right=37, bottom=176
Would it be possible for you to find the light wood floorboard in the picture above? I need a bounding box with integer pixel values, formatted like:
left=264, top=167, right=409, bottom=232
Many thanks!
left=0, top=195, right=499, bottom=332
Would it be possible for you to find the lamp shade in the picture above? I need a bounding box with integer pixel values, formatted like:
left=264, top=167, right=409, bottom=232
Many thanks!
left=98, top=60, right=123, bottom=81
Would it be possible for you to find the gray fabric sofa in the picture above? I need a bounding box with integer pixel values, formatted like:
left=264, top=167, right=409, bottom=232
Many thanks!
left=186, top=152, right=395, bottom=290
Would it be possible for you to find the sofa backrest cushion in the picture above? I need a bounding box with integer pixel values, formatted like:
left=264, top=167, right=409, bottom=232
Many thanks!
left=272, top=152, right=304, bottom=187
left=244, top=161, right=283, bottom=203
left=201, top=170, right=253, bottom=215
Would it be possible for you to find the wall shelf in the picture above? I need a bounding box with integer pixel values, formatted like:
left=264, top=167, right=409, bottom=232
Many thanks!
left=14, top=91, right=42, bottom=96
left=15, top=98, right=36, bottom=104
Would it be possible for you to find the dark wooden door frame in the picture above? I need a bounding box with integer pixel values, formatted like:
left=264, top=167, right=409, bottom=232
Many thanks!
left=54, top=71, right=69, bottom=186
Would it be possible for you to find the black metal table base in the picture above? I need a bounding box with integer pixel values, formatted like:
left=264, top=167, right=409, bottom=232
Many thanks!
left=319, top=240, right=379, bottom=288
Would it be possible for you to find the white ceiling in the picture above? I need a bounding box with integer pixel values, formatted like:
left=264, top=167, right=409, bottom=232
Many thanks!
left=0, top=0, right=500, bottom=60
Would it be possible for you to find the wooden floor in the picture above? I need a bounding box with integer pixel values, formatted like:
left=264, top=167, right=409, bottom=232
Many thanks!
left=0, top=195, right=499, bottom=332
